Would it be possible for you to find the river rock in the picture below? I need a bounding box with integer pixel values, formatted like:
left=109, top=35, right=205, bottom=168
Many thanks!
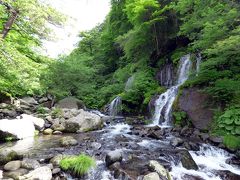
left=55, top=97, right=85, bottom=110
left=50, top=155, right=72, bottom=166
left=18, top=114, right=45, bottom=130
left=0, top=151, right=22, bottom=165
left=43, top=128, right=53, bottom=135
left=105, top=150, right=123, bottom=167
left=63, top=121, right=80, bottom=133
left=149, top=160, right=170, bottom=180
left=0, top=118, right=35, bottom=140
left=67, top=109, right=103, bottom=132
left=0, top=109, right=17, bottom=118
left=170, top=137, right=184, bottom=147
left=4, top=168, right=28, bottom=179
left=20, top=97, right=38, bottom=106
left=217, top=170, right=240, bottom=180
left=4, top=160, right=21, bottom=171
left=178, top=150, right=198, bottom=170
left=19, top=166, right=52, bottom=180
left=60, top=136, right=78, bottom=147
left=143, top=172, right=160, bottom=180
left=90, top=142, right=102, bottom=150
left=52, top=168, right=61, bottom=175
left=21, top=159, right=40, bottom=170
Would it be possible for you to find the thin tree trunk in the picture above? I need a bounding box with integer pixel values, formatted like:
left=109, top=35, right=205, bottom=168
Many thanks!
left=0, top=0, right=18, bottom=39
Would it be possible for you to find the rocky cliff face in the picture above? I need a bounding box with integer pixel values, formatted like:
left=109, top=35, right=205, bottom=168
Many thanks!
left=178, top=88, right=215, bottom=130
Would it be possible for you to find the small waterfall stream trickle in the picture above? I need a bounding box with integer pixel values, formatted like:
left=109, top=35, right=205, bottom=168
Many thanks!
left=196, top=53, right=202, bottom=76
left=153, top=54, right=192, bottom=126
left=108, top=96, right=122, bottom=116
left=125, top=75, right=135, bottom=92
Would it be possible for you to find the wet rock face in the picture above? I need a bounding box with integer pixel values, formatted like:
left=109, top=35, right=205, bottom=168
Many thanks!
left=178, top=150, right=198, bottom=170
left=178, top=88, right=215, bottom=130
left=156, top=61, right=174, bottom=87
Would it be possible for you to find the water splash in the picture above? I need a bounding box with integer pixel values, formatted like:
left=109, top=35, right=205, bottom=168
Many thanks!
left=170, top=144, right=240, bottom=179
left=108, top=96, right=122, bottom=116
left=153, top=54, right=192, bottom=126
left=125, top=75, right=135, bottom=91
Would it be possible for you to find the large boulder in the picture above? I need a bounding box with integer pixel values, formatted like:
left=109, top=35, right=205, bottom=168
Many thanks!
left=0, top=118, right=35, bottom=140
left=178, top=88, right=215, bottom=130
left=178, top=150, right=198, bottom=170
left=55, top=97, right=85, bottom=110
left=20, top=97, right=38, bottom=106
left=18, top=114, right=45, bottom=130
left=4, top=160, right=21, bottom=171
left=19, top=166, right=52, bottom=180
left=67, top=109, right=103, bottom=132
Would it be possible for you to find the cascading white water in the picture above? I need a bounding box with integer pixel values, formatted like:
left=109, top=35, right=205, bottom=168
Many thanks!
left=125, top=75, right=135, bottom=91
left=196, top=53, right=202, bottom=75
left=153, top=54, right=192, bottom=126
left=108, top=96, right=122, bottom=116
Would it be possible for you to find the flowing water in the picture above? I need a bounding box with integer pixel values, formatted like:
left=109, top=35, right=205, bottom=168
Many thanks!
left=153, top=54, right=192, bottom=126
left=108, top=96, right=122, bottom=116
left=125, top=76, right=135, bottom=92
left=196, top=53, right=202, bottom=75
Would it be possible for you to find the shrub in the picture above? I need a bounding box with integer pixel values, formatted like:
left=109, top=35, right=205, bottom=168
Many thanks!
left=173, top=111, right=187, bottom=126
left=217, top=105, right=240, bottom=135
left=51, top=108, right=63, bottom=118
left=60, top=154, right=96, bottom=176
left=223, top=134, right=240, bottom=150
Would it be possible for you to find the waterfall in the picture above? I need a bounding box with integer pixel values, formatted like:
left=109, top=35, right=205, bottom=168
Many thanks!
left=153, top=54, right=192, bottom=126
left=108, top=96, right=122, bottom=116
left=125, top=75, right=134, bottom=91
left=159, top=63, right=174, bottom=87
left=196, top=53, right=202, bottom=75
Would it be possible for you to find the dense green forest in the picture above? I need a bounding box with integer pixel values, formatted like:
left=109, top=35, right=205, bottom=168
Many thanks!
left=1, top=0, right=240, bottom=146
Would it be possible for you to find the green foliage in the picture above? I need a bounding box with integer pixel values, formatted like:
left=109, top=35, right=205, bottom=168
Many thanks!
left=217, top=106, right=240, bottom=136
left=4, top=136, right=14, bottom=142
left=223, top=135, right=240, bottom=150
left=60, top=154, right=96, bottom=176
left=172, top=111, right=187, bottom=126
left=36, top=106, right=48, bottom=114
left=51, top=108, right=63, bottom=119
left=0, top=0, right=65, bottom=97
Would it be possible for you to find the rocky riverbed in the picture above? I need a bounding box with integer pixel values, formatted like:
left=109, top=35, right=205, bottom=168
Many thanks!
left=0, top=96, right=240, bottom=180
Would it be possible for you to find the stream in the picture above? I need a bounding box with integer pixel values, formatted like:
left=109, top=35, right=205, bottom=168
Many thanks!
left=1, top=120, right=240, bottom=180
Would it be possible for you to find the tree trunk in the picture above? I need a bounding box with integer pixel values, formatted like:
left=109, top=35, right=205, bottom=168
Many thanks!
left=0, top=0, right=18, bottom=39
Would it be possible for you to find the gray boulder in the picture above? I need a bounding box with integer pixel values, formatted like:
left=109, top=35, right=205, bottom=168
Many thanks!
left=21, top=159, right=40, bottom=170
left=67, top=109, right=103, bottom=132
left=20, top=97, right=38, bottom=106
left=170, top=137, right=184, bottom=147
left=43, top=128, right=53, bottom=135
left=60, top=136, right=78, bottom=147
left=19, top=166, right=52, bottom=180
left=179, top=150, right=198, bottom=170
left=105, top=150, right=122, bottom=167
left=4, top=160, right=21, bottom=171
left=56, top=97, right=85, bottom=110
left=63, top=121, right=80, bottom=133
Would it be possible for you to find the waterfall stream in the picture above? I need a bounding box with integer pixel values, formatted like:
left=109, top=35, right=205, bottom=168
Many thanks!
left=153, top=54, right=192, bottom=126
left=108, top=96, right=122, bottom=116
